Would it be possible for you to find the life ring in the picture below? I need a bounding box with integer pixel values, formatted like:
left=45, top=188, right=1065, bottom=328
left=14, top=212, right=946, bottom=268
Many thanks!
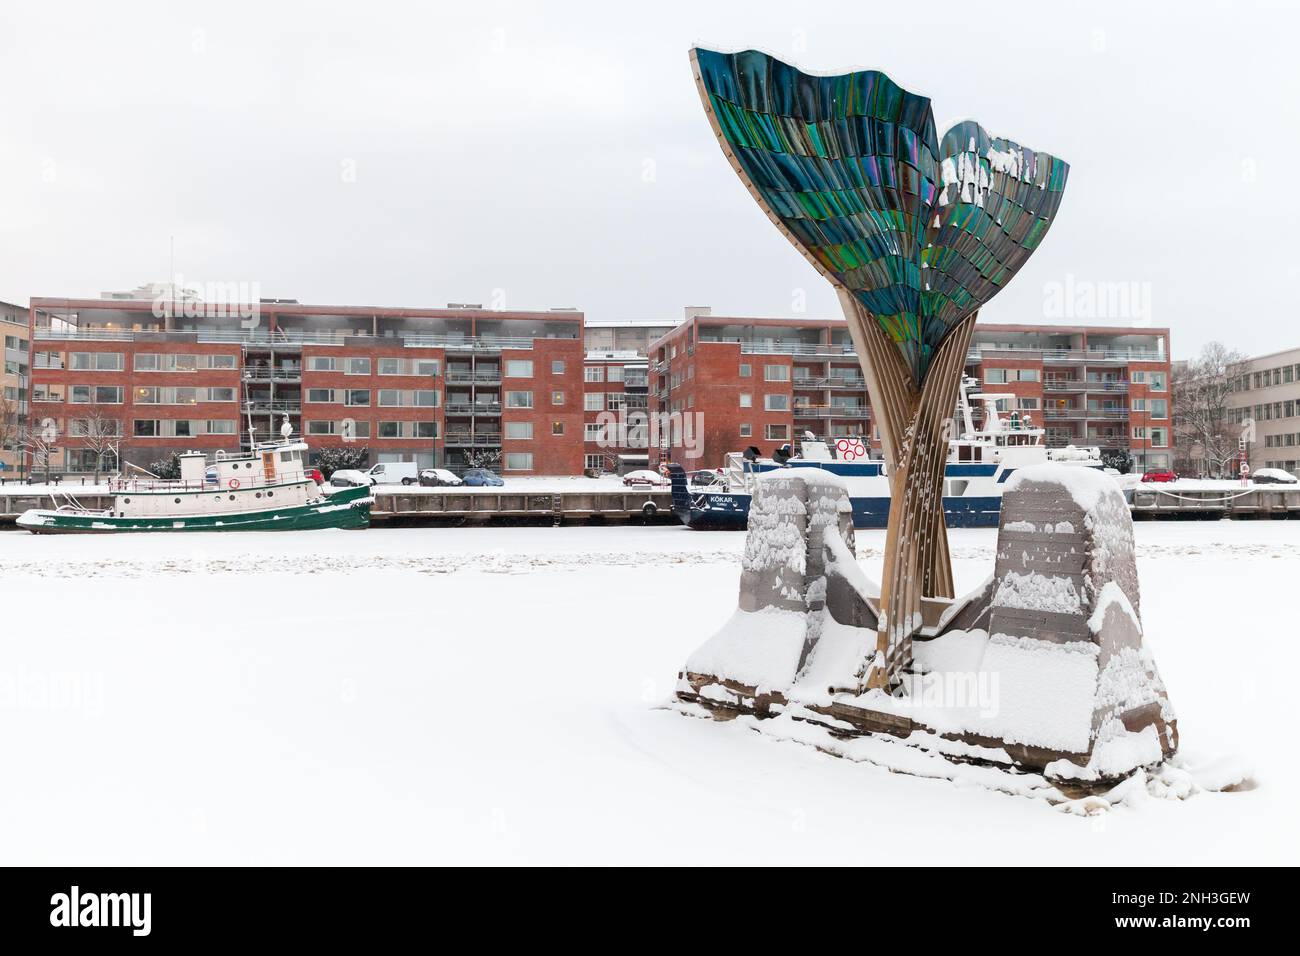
left=228, top=478, right=241, bottom=489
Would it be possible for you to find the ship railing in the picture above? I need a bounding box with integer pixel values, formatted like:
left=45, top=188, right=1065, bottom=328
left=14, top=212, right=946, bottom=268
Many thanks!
left=109, top=473, right=306, bottom=493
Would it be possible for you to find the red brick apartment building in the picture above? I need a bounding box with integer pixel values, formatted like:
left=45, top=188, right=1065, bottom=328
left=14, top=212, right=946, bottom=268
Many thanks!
left=649, top=315, right=1173, bottom=472
left=27, top=297, right=586, bottom=476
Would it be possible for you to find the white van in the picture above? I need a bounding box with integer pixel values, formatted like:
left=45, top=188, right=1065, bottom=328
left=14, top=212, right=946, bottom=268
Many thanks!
left=364, top=461, right=419, bottom=485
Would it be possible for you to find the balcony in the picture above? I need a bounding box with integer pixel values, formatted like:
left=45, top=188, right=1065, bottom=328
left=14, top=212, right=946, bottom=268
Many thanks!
left=246, top=400, right=302, bottom=414
left=734, top=340, right=857, bottom=357
left=444, top=433, right=502, bottom=447
left=242, top=367, right=302, bottom=382
left=1043, top=407, right=1129, bottom=421
left=445, top=370, right=502, bottom=385
left=968, top=345, right=1163, bottom=364
left=32, top=327, right=542, bottom=351
left=792, top=405, right=871, bottom=419
left=445, top=401, right=502, bottom=416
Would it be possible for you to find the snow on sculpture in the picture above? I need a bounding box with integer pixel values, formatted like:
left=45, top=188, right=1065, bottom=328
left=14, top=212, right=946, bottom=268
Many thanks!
left=677, top=48, right=1178, bottom=793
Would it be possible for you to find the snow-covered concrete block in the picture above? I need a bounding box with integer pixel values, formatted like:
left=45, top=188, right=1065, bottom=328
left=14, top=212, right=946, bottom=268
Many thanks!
left=987, top=464, right=1177, bottom=779
left=679, top=470, right=855, bottom=704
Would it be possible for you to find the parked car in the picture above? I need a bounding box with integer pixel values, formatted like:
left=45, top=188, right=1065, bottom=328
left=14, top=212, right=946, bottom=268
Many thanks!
left=462, top=468, right=504, bottom=487
left=687, top=469, right=724, bottom=487
left=1140, top=470, right=1179, bottom=483
left=330, top=462, right=419, bottom=487
left=623, top=469, right=669, bottom=487
left=329, top=469, right=374, bottom=488
left=366, top=461, right=419, bottom=485
left=418, top=468, right=464, bottom=487
left=1251, top=467, right=1298, bottom=485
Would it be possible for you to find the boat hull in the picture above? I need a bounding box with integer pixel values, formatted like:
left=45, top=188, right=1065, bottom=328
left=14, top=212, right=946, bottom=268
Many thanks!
left=667, top=463, right=1004, bottom=530
left=675, top=490, right=1003, bottom=530
left=17, top=485, right=373, bottom=534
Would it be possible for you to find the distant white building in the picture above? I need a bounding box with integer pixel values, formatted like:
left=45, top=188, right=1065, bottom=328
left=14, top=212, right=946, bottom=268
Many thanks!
left=1226, top=346, right=1300, bottom=473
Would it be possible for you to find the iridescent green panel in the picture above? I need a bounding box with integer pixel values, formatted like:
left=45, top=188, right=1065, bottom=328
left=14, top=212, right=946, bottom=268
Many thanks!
left=694, top=48, right=1069, bottom=384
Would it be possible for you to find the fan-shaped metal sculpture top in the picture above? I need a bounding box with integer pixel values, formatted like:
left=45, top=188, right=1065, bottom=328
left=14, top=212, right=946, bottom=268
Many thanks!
left=693, top=47, right=1069, bottom=384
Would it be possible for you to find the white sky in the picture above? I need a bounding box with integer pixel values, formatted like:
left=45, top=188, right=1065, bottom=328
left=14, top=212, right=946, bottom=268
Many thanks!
left=1, top=0, right=1295, bottom=359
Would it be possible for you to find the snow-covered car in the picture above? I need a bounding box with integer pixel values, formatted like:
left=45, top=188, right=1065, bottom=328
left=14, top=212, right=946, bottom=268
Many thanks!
left=687, top=469, right=724, bottom=487
left=462, top=468, right=504, bottom=487
left=329, top=469, right=375, bottom=488
left=418, top=468, right=463, bottom=487
left=622, top=469, right=669, bottom=487
left=1251, top=467, right=1298, bottom=485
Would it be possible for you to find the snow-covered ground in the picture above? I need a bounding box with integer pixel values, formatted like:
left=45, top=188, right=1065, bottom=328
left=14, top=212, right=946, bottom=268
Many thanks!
left=0, top=521, right=1294, bottom=864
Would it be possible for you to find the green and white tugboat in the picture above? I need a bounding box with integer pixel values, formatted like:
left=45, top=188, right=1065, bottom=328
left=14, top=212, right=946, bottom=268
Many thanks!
left=17, top=417, right=372, bottom=534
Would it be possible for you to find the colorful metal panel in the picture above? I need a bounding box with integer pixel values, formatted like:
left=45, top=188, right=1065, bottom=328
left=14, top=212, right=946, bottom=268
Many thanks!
left=693, top=48, right=1069, bottom=384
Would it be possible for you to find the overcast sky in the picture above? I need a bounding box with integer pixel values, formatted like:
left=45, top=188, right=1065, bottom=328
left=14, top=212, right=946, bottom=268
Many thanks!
left=2, top=0, right=1295, bottom=358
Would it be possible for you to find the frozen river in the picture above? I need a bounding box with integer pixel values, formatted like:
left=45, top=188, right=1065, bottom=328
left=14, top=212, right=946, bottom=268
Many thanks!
left=0, top=521, right=1295, bottom=864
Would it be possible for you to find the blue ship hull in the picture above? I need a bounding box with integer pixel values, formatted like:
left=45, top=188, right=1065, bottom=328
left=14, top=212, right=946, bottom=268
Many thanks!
left=667, top=461, right=1006, bottom=530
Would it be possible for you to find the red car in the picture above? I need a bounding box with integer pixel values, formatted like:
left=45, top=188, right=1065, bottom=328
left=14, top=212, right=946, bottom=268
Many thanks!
left=1140, top=470, right=1178, bottom=483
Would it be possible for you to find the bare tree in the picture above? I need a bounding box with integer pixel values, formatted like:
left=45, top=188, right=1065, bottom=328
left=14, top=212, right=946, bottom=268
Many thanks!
left=69, top=402, right=123, bottom=483
left=21, top=415, right=59, bottom=482
left=1173, top=341, right=1247, bottom=478
left=0, top=392, right=23, bottom=477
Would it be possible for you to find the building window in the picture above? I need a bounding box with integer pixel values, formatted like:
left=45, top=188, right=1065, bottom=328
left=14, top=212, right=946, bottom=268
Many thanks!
left=765, top=394, right=789, bottom=411
left=307, top=388, right=336, bottom=403
left=308, top=357, right=337, bottom=372
left=1150, top=428, right=1168, bottom=447
left=739, top=393, right=752, bottom=408
left=378, top=358, right=402, bottom=375
left=1150, top=399, right=1168, bottom=419
left=984, top=369, right=1008, bottom=384
left=70, top=352, right=124, bottom=371
left=208, top=420, right=237, bottom=434
left=506, top=422, right=533, bottom=440
left=414, top=421, right=437, bottom=438
left=739, top=363, right=751, bottom=377
left=551, top=390, right=565, bottom=405
left=70, top=385, right=123, bottom=404
left=764, top=365, right=790, bottom=382
left=606, top=366, right=624, bottom=383
left=551, top=360, right=566, bottom=375
left=584, top=454, right=604, bottom=470
left=378, top=421, right=401, bottom=439
left=134, top=420, right=160, bottom=437
left=765, top=424, right=790, bottom=441
left=607, top=393, right=625, bottom=411
left=1149, top=371, right=1167, bottom=391
left=345, top=390, right=370, bottom=406
left=584, top=393, right=603, bottom=411
left=506, top=391, right=533, bottom=408
left=346, top=358, right=371, bottom=375
left=584, top=367, right=604, bottom=383
left=306, top=420, right=335, bottom=435
left=504, top=453, right=533, bottom=471
left=584, top=423, right=606, bottom=441
left=506, top=360, right=533, bottom=378
left=739, top=423, right=752, bottom=437
left=552, top=421, right=565, bottom=436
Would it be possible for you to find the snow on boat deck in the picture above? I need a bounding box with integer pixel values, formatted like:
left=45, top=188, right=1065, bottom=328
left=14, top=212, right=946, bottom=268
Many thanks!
left=0, top=521, right=1294, bottom=864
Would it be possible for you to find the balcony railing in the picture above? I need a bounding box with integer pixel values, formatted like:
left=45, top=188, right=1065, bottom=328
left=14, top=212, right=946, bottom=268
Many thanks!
left=242, top=367, right=302, bottom=382
left=968, top=345, right=1164, bottom=364
left=443, top=434, right=502, bottom=446
left=444, top=402, right=502, bottom=415
left=792, top=405, right=870, bottom=419
left=32, top=327, right=544, bottom=351
left=245, top=401, right=302, bottom=414
left=1043, top=408, right=1129, bottom=420
left=1043, top=379, right=1131, bottom=392
left=445, top=371, right=502, bottom=384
